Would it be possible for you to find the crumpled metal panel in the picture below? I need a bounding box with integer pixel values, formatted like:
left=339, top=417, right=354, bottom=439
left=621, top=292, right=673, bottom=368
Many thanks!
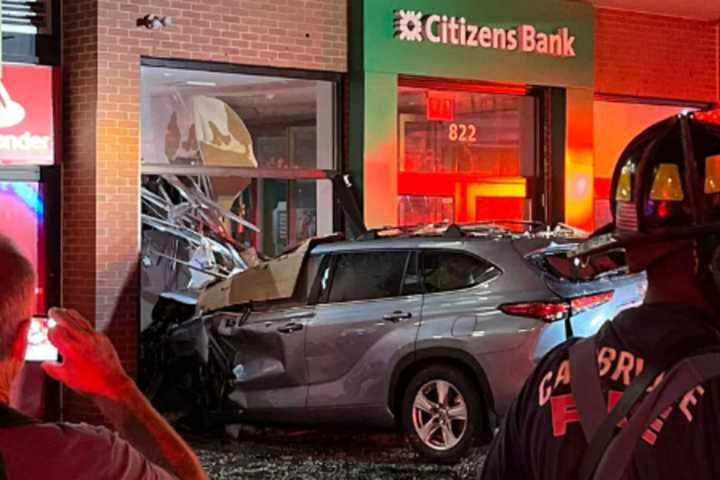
left=198, top=240, right=311, bottom=313
left=140, top=174, right=263, bottom=331
left=198, top=234, right=341, bottom=313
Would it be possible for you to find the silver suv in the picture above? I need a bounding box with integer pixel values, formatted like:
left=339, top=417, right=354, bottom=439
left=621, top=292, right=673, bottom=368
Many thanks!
left=142, top=225, right=646, bottom=462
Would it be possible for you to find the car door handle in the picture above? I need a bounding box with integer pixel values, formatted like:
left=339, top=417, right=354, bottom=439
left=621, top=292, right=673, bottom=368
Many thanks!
left=383, top=311, right=413, bottom=323
left=277, top=322, right=304, bottom=334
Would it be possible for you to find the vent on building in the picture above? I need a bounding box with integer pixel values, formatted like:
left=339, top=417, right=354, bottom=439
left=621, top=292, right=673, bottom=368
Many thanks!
left=2, top=0, right=52, bottom=35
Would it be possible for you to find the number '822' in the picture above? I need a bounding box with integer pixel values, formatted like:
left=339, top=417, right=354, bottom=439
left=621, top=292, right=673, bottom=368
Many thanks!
left=448, top=123, right=477, bottom=143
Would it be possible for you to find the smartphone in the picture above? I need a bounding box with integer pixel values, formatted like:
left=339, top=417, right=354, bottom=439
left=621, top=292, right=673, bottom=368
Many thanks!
left=25, top=316, right=59, bottom=362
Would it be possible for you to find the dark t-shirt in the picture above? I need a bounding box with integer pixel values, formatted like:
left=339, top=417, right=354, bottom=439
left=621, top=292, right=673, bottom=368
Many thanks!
left=481, top=303, right=720, bottom=480
left=0, top=417, right=176, bottom=479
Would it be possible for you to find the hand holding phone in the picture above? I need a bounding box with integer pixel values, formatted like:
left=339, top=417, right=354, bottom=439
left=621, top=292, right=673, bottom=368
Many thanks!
left=41, top=308, right=133, bottom=401
left=24, top=316, right=59, bottom=362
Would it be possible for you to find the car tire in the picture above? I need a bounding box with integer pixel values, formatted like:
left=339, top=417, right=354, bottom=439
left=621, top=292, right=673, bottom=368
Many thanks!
left=401, top=365, right=481, bottom=463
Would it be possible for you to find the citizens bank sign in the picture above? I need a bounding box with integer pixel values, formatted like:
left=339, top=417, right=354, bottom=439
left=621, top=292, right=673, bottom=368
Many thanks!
left=394, top=10, right=577, bottom=58
left=0, top=65, right=55, bottom=166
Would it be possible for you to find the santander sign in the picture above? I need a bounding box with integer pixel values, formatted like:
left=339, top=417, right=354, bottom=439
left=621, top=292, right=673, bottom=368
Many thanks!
left=0, top=65, right=54, bottom=165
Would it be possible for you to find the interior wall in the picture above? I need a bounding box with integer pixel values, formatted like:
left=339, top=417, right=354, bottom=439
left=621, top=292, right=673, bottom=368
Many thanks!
left=594, top=101, right=697, bottom=179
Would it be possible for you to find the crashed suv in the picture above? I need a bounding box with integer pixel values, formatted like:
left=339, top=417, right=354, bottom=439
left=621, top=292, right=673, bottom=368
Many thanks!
left=141, top=223, right=646, bottom=462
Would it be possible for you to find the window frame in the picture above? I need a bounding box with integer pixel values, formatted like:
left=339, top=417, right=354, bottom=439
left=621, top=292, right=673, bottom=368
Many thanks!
left=139, top=58, right=345, bottom=257
left=418, top=248, right=502, bottom=295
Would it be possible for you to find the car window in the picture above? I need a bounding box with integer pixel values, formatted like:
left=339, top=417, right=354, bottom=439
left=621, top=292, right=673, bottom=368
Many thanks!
left=326, top=252, right=409, bottom=303
left=421, top=251, right=499, bottom=293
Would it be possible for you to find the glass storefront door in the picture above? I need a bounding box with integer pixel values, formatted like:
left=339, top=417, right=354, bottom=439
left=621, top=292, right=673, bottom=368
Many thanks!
left=0, top=168, right=60, bottom=420
left=397, top=82, right=537, bottom=227
left=0, top=180, right=47, bottom=313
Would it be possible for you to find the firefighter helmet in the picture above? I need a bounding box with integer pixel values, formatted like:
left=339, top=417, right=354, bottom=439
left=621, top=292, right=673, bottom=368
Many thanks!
left=572, top=109, right=720, bottom=258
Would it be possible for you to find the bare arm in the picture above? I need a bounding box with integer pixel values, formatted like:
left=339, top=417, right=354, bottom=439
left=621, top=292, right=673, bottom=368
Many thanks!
left=92, top=381, right=205, bottom=479
left=42, top=308, right=206, bottom=480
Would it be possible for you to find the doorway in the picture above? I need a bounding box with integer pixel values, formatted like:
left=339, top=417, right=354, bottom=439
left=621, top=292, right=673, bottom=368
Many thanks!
left=396, top=79, right=540, bottom=227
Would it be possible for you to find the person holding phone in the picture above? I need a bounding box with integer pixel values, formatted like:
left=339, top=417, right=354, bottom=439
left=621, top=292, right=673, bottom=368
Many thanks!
left=0, top=234, right=207, bottom=480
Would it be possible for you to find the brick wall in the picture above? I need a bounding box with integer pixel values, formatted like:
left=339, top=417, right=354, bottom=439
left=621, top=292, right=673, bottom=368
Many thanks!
left=62, top=0, right=347, bottom=421
left=595, top=8, right=719, bottom=102
left=61, top=0, right=102, bottom=422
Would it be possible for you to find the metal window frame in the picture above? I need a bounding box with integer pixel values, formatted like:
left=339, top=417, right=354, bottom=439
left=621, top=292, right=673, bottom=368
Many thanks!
left=593, top=93, right=714, bottom=110
left=1, top=0, right=60, bottom=65
left=140, top=164, right=336, bottom=180
left=2, top=0, right=53, bottom=35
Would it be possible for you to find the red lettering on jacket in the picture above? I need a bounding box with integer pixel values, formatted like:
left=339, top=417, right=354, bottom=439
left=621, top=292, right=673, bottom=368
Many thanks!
left=550, top=394, right=580, bottom=437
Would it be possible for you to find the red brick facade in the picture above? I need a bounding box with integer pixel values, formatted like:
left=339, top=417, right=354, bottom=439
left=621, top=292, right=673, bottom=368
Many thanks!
left=61, top=0, right=347, bottom=421
left=62, top=0, right=101, bottom=421
left=595, top=8, right=719, bottom=102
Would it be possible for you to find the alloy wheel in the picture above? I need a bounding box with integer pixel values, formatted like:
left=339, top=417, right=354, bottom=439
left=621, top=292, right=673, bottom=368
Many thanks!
left=411, top=379, right=468, bottom=451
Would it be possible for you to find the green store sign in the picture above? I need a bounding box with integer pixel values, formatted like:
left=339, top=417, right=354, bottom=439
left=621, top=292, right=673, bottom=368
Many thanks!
left=359, top=0, right=594, bottom=88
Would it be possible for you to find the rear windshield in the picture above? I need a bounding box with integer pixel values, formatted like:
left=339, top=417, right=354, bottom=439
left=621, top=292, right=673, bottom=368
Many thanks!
left=531, top=249, right=628, bottom=282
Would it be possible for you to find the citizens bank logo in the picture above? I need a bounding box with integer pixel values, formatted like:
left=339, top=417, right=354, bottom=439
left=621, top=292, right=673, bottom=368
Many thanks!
left=395, top=10, right=424, bottom=42
left=393, top=10, right=577, bottom=58
left=0, top=81, right=26, bottom=128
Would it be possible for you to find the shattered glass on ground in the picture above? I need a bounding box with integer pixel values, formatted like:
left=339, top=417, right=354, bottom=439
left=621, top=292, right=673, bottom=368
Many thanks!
left=189, top=426, right=487, bottom=480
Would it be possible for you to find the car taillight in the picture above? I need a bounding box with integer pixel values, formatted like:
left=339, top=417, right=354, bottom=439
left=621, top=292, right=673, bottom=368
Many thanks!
left=570, top=291, right=614, bottom=314
left=500, top=291, right=614, bottom=323
left=499, top=302, right=569, bottom=322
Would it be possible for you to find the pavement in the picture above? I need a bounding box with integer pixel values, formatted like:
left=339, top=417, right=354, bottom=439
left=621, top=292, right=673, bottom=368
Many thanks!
left=189, top=425, right=488, bottom=480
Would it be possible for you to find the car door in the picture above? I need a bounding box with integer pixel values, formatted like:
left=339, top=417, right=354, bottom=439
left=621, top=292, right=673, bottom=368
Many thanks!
left=416, top=249, right=504, bottom=349
left=220, top=253, right=324, bottom=411
left=305, top=250, right=423, bottom=408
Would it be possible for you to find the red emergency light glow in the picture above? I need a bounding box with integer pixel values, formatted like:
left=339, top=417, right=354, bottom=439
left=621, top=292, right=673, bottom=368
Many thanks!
left=694, top=109, right=720, bottom=125
left=426, top=94, right=455, bottom=121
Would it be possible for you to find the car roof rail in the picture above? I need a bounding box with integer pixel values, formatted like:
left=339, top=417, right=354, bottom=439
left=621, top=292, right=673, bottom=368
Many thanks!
left=350, top=220, right=571, bottom=241
left=442, top=224, right=465, bottom=239
left=356, top=229, right=381, bottom=241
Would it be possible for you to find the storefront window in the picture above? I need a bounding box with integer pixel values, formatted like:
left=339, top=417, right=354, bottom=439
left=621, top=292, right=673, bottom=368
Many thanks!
left=0, top=181, right=46, bottom=313
left=398, top=195, right=454, bottom=226
left=141, top=67, right=336, bottom=171
left=397, top=84, right=536, bottom=226
left=140, top=65, right=337, bottom=331
left=399, top=88, right=527, bottom=175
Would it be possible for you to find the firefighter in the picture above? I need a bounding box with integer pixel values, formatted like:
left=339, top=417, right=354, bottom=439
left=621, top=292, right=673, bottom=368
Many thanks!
left=481, top=109, right=720, bottom=479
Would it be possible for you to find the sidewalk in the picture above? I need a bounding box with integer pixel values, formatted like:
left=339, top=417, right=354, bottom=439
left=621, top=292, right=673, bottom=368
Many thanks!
left=188, top=426, right=487, bottom=479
